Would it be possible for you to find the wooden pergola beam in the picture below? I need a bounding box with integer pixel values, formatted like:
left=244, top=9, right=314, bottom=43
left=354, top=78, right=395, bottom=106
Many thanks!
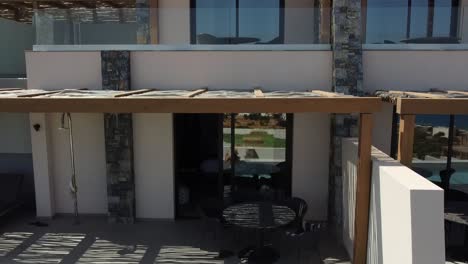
left=397, top=98, right=468, bottom=115
left=353, top=113, right=373, bottom=264
left=398, top=114, right=416, bottom=167
left=0, top=97, right=382, bottom=113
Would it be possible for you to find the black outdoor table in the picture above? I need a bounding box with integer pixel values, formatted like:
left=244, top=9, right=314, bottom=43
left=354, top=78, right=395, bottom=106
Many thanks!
left=222, top=202, right=296, bottom=263
left=445, top=202, right=468, bottom=259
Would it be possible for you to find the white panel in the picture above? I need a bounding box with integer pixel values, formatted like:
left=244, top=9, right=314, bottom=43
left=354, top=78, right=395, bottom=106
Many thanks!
left=47, top=113, right=107, bottom=214
left=292, top=113, right=330, bottom=221
left=25, top=51, right=102, bottom=90
left=134, top=113, right=175, bottom=219
left=342, top=139, right=445, bottom=263
left=132, top=51, right=332, bottom=90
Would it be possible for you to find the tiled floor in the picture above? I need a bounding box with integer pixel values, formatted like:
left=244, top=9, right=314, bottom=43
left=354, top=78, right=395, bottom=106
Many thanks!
left=0, top=213, right=350, bottom=264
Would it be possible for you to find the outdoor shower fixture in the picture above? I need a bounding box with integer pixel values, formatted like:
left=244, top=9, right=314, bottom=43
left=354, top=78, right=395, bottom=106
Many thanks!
left=59, top=113, right=79, bottom=225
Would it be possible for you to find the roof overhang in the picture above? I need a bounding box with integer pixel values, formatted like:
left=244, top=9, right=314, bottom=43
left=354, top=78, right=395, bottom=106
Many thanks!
left=0, top=88, right=382, bottom=113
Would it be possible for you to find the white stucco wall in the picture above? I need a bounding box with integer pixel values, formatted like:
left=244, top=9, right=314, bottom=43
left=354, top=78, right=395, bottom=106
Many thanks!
left=26, top=51, right=102, bottom=90
left=46, top=113, right=108, bottom=214
left=131, top=51, right=332, bottom=90
left=0, top=113, right=31, bottom=154
left=134, top=113, right=174, bottom=219
left=363, top=50, right=468, bottom=92
left=293, top=113, right=330, bottom=221
left=30, top=113, right=55, bottom=218
left=342, top=138, right=445, bottom=264
left=26, top=52, right=178, bottom=218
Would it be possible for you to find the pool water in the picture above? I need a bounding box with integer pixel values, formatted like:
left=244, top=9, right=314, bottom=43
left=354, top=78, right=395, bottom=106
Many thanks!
left=413, top=162, right=468, bottom=185
left=427, top=171, right=468, bottom=185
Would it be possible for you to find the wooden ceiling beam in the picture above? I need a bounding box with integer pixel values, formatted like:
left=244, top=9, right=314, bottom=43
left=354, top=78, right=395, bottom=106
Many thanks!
left=0, top=97, right=382, bottom=113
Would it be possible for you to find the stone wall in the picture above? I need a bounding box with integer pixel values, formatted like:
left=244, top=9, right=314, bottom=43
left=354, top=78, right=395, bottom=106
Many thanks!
left=329, top=0, right=363, bottom=233
left=101, top=51, right=135, bottom=224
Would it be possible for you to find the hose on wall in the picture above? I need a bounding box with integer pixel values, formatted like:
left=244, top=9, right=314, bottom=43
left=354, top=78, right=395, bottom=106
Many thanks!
left=60, top=113, right=79, bottom=225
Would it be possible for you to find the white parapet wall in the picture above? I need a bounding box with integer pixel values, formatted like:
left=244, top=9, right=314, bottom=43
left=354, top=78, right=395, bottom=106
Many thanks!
left=342, top=138, right=445, bottom=264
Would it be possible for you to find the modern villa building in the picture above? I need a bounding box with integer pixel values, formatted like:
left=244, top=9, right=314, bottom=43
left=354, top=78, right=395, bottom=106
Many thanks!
left=1, top=0, right=468, bottom=263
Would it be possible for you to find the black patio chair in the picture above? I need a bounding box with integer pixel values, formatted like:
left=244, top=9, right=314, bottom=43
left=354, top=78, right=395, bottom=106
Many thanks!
left=283, top=197, right=308, bottom=233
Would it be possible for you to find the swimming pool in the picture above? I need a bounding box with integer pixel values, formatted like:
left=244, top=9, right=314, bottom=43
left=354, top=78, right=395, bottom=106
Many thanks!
left=413, top=162, right=468, bottom=185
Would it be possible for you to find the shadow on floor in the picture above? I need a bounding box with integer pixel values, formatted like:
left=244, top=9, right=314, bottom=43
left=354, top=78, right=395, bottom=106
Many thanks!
left=0, top=212, right=350, bottom=264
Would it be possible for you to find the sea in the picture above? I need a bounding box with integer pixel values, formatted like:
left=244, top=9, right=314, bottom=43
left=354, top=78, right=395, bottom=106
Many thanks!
left=416, top=115, right=468, bottom=130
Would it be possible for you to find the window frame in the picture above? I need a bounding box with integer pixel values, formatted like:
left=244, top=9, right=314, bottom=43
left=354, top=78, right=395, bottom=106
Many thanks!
left=190, top=0, right=285, bottom=44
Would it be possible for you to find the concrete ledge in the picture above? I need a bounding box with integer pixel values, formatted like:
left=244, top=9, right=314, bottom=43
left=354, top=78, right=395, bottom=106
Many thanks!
left=33, top=44, right=332, bottom=52
left=364, top=44, right=468, bottom=51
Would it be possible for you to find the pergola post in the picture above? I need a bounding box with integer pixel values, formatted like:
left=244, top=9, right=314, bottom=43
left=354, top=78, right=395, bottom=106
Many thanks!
left=398, top=114, right=415, bottom=167
left=353, top=113, right=373, bottom=264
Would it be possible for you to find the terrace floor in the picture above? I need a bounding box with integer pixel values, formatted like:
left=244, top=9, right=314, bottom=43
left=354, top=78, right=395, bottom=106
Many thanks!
left=0, top=212, right=350, bottom=264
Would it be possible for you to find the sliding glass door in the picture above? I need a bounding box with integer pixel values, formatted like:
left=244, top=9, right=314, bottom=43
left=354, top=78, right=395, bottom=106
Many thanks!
left=223, top=113, right=292, bottom=202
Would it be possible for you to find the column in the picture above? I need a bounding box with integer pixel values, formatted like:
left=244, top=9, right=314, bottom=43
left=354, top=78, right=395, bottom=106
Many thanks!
left=329, top=0, right=364, bottom=242
left=30, top=113, right=55, bottom=218
left=101, top=51, right=135, bottom=224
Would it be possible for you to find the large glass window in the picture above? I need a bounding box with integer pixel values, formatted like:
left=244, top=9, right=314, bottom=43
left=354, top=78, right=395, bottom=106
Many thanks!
left=411, top=115, right=468, bottom=198
left=223, top=113, right=292, bottom=202
left=0, top=17, right=33, bottom=77
left=191, top=0, right=284, bottom=44
left=366, top=0, right=461, bottom=44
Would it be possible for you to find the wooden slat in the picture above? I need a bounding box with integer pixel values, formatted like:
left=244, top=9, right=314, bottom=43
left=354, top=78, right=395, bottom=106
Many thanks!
left=17, top=90, right=61, bottom=98
left=388, top=90, right=446, bottom=99
left=398, top=114, right=416, bottom=167
left=353, top=113, right=373, bottom=264
left=114, top=89, right=155, bottom=98
left=0, top=88, right=23, bottom=92
left=403, top=91, right=446, bottom=98
left=185, top=88, right=208, bottom=98
left=447, top=90, right=468, bottom=96
left=311, top=90, right=340, bottom=97
left=254, top=88, right=264, bottom=97
left=397, top=98, right=468, bottom=115
left=0, top=97, right=382, bottom=113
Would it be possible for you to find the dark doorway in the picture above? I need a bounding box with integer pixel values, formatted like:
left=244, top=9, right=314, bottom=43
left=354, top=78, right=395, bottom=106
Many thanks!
left=174, top=114, right=223, bottom=218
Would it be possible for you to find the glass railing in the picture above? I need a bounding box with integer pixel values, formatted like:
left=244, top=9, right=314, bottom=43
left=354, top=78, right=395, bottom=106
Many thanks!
left=365, top=5, right=467, bottom=45
left=33, top=7, right=331, bottom=47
